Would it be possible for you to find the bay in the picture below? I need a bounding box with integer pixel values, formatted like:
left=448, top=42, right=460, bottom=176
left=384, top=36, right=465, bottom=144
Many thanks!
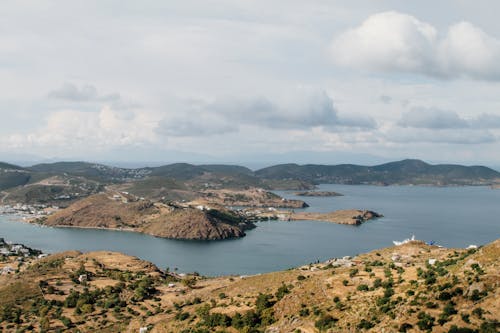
left=1, top=185, right=499, bottom=276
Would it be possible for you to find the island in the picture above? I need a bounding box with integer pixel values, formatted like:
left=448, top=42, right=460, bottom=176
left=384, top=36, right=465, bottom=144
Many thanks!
left=0, top=237, right=498, bottom=332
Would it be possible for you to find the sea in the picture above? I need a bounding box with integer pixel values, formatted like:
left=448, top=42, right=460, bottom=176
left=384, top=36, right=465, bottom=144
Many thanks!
left=1, top=184, right=499, bottom=276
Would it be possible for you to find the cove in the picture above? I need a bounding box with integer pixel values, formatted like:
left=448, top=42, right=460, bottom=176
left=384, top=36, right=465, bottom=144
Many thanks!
left=1, top=185, right=499, bottom=276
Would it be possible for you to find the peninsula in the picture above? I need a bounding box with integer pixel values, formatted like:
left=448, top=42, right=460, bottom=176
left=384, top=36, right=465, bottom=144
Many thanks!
left=290, top=209, right=382, bottom=225
left=36, top=192, right=255, bottom=240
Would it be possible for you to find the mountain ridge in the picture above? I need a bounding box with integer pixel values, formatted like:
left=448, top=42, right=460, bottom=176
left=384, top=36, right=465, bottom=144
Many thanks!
left=1, top=159, right=499, bottom=204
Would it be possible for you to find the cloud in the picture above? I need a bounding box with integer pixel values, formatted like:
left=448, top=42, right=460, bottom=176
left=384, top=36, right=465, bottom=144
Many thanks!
left=213, top=91, right=339, bottom=129
left=387, top=127, right=496, bottom=145
left=3, top=107, right=157, bottom=152
left=48, top=83, right=121, bottom=102
left=398, top=107, right=500, bottom=130
left=470, top=113, right=500, bottom=129
left=331, top=11, right=500, bottom=80
left=379, top=95, right=392, bottom=104
left=156, top=114, right=236, bottom=137
left=156, top=90, right=377, bottom=137
left=398, top=107, right=469, bottom=129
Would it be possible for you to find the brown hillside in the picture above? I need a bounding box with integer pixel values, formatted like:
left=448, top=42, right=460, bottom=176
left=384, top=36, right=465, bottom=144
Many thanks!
left=41, top=192, right=253, bottom=240
left=0, top=239, right=498, bottom=332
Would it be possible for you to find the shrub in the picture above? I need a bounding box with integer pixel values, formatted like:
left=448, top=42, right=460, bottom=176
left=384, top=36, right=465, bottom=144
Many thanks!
left=357, top=319, right=375, bottom=330
left=417, top=312, right=435, bottom=331
left=425, top=302, right=439, bottom=309
left=357, top=284, right=369, bottom=292
left=472, top=307, right=484, bottom=319
left=315, top=314, right=338, bottom=331
left=438, top=291, right=453, bottom=301
left=299, top=308, right=310, bottom=317
left=275, top=283, right=290, bottom=300
left=448, top=325, right=477, bottom=333
left=399, top=323, right=413, bottom=332
left=373, top=278, right=382, bottom=288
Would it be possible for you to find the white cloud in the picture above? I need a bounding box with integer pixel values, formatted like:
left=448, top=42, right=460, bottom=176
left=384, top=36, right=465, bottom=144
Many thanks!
left=331, top=11, right=500, bottom=80
left=3, top=107, right=157, bottom=153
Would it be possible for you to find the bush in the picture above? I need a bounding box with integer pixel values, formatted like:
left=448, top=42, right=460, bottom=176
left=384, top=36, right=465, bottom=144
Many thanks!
left=472, top=307, right=484, bottom=319
left=299, top=308, right=310, bottom=317
left=315, top=314, right=338, bottom=331
left=373, top=278, right=382, bottom=288
left=175, top=311, right=190, bottom=321
left=399, top=323, right=413, bottom=332
left=357, top=319, right=375, bottom=330
left=275, top=283, right=290, bottom=300
left=357, top=284, right=369, bottom=292
left=425, top=302, right=439, bottom=309
left=417, top=312, right=435, bottom=331
left=438, top=291, right=453, bottom=301
left=448, top=325, right=477, bottom=333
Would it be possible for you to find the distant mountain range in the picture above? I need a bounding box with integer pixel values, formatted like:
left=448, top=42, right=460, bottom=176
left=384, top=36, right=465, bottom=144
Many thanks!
left=1, top=159, right=499, bottom=205
left=256, top=159, right=500, bottom=186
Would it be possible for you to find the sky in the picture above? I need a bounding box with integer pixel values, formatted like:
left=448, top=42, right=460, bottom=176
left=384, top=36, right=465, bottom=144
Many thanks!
left=2, top=0, right=500, bottom=167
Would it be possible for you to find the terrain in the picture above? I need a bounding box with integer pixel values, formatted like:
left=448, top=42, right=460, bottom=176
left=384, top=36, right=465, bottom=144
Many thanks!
left=256, top=159, right=500, bottom=186
left=294, top=191, right=343, bottom=197
left=1, top=159, right=499, bottom=208
left=290, top=209, right=382, bottom=225
left=0, top=238, right=498, bottom=332
left=36, top=192, right=255, bottom=241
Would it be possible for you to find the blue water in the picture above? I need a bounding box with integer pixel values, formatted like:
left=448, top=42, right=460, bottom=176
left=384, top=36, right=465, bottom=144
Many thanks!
left=1, top=185, right=499, bottom=276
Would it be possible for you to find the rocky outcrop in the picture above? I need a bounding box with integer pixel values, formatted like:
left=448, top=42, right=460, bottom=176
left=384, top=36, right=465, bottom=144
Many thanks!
left=290, top=209, right=382, bottom=225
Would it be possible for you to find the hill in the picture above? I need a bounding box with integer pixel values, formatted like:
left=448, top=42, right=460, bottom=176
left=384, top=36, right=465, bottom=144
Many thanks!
left=256, top=159, right=500, bottom=186
left=1, top=159, right=499, bottom=206
left=38, top=192, right=255, bottom=240
left=28, top=161, right=150, bottom=182
left=0, top=162, right=31, bottom=191
left=2, top=175, right=104, bottom=206
left=0, top=239, right=498, bottom=332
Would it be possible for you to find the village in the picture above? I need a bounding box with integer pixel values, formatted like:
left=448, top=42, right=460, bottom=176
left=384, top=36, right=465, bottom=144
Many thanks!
left=0, top=203, right=59, bottom=219
left=0, top=237, right=45, bottom=276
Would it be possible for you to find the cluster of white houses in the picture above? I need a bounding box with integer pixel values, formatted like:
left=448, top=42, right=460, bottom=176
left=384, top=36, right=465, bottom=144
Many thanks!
left=0, top=238, right=45, bottom=275
left=0, top=237, right=44, bottom=258
left=0, top=203, right=58, bottom=218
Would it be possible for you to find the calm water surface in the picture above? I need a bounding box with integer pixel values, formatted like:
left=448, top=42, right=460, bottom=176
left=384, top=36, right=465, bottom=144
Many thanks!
left=1, top=185, right=499, bottom=276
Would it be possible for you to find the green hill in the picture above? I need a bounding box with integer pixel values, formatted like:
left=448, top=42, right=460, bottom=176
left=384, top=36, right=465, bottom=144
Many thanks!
left=256, top=159, right=500, bottom=185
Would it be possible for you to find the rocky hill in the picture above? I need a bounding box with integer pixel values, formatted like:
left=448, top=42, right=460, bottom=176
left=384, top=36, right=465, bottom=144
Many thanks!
left=39, top=193, right=255, bottom=240
left=0, top=239, right=498, bottom=332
